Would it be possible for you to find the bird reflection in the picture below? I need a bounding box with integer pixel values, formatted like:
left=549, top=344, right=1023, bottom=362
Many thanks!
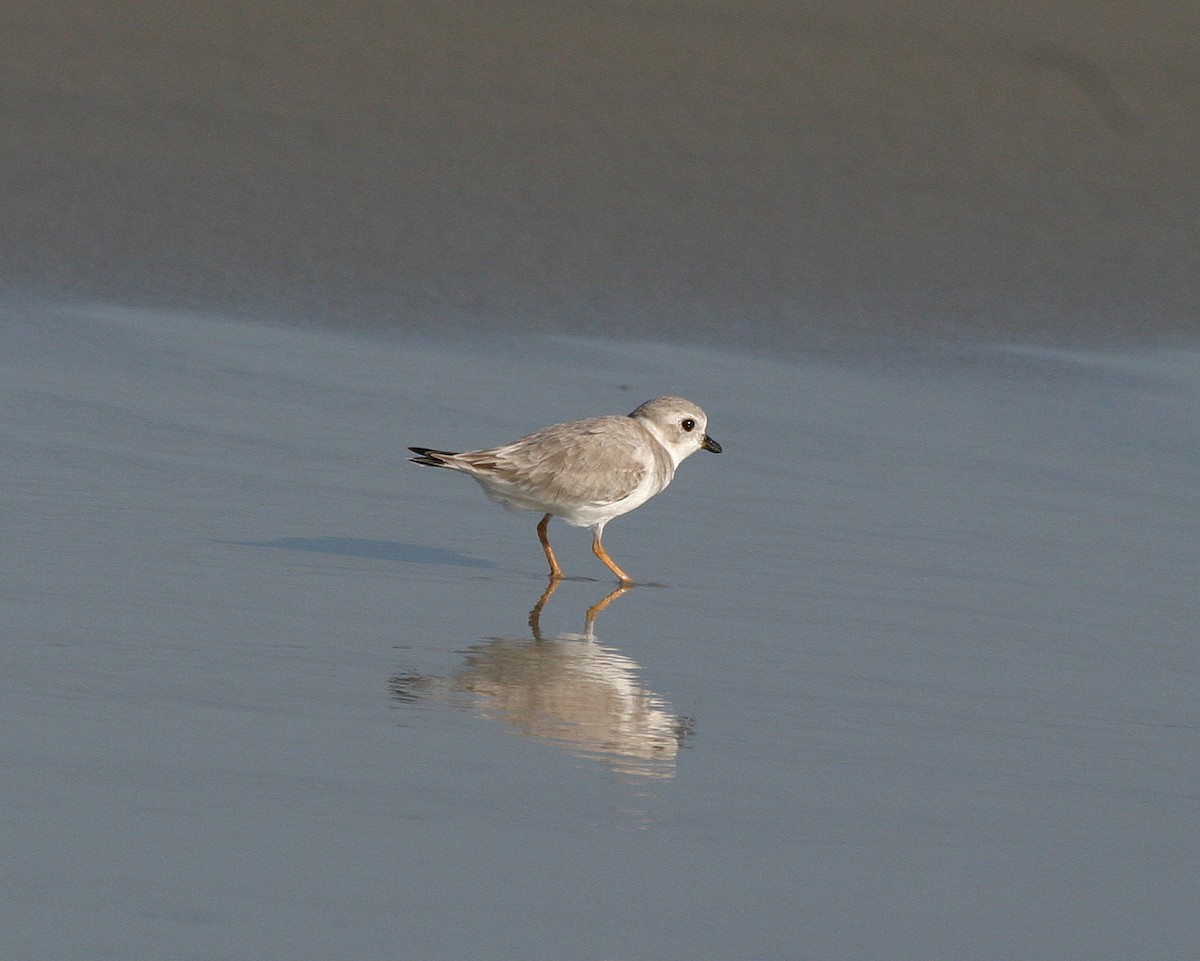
left=391, top=581, right=692, bottom=778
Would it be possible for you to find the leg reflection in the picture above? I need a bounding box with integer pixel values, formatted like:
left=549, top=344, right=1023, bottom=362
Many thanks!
left=527, top=578, right=633, bottom=639
left=584, top=586, right=632, bottom=637
left=527, top=578, right=561, bottom=640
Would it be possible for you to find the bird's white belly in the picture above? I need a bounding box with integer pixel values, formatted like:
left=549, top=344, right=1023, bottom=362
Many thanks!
left=476, top=471, right=668, bottom=529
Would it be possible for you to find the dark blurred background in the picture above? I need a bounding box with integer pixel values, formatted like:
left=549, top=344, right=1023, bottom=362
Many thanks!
left=4, top=0, right=1198, bottom=346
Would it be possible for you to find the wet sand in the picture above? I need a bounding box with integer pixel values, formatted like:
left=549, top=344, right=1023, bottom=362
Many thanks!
left=4, top=298, right=1197, bottom=959
left=4, top=2, right=1198, bottom=955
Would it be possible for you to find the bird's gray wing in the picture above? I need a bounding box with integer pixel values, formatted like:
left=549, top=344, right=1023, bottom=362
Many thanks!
left=458, top=417, right=652, bottom=506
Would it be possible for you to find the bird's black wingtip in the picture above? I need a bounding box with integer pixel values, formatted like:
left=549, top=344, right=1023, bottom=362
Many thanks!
left=408, top=447, right=459, bottom=467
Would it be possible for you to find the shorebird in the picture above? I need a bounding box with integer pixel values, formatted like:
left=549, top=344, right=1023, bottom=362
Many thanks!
left=409, top=396, right=721, bottom=584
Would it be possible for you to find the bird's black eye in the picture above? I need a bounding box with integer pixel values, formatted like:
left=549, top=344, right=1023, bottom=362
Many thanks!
left=681, top=418, right=695, bottom=432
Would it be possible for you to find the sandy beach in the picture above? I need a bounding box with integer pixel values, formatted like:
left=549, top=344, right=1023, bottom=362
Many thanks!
left=3, top=0, right=1199, bottom=345
left=5, top=298, right=1198, bottom=959
left=3, top=2, right=1199, bottom=958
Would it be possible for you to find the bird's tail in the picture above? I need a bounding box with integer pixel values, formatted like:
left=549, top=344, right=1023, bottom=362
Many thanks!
left=408, top=447, right=460, bottom=468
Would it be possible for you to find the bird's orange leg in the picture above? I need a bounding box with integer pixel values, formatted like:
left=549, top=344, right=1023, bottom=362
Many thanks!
left=592, top=531, right=634, bottom=586
left=537, top=513, right=564, bottom=580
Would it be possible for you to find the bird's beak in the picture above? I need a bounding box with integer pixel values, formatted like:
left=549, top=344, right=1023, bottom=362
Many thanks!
left=702, top=435, right=722, bottom=453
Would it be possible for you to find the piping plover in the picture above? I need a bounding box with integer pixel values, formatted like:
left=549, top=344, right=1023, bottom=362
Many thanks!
left=409, top=396, right=721, bottom=584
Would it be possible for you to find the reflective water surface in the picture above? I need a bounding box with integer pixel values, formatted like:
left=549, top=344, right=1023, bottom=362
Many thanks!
left=4, top=301, right=1198, bottom=960
left=393, top=583, right=688, bottom=780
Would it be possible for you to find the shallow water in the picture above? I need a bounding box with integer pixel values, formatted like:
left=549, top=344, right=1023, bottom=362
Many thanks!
left=4, top=298, right=1197, bottom=960
left=6, top=4, right=1198, bottom=954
